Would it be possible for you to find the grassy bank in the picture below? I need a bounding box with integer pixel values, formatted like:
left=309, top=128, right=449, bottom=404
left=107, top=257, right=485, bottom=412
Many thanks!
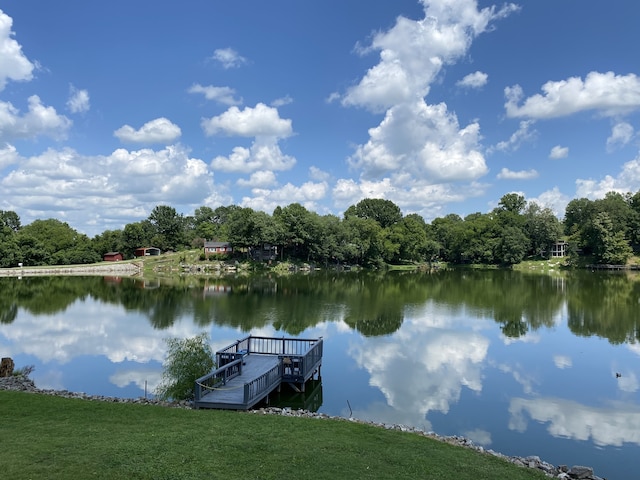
left=0, top=390, right=547, bottom=480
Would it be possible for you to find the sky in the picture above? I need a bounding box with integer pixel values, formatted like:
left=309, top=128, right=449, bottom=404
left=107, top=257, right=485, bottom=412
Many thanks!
left=1, top=1, right=640, bottom=236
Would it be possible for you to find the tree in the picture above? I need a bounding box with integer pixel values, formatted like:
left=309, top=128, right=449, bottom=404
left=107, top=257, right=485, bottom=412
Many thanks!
left=0, top=210, right=21, bottom=231
left=524, top=203, right=563, bottom=258
left=148, top=205, right=185, bottom=251
left=155, top=333, right=215, bottom=401
left=591, top=212, right=633, bottom=264
left=494, top=226, right=529, bottom=266
left=344, top=198, right=402, bottom=229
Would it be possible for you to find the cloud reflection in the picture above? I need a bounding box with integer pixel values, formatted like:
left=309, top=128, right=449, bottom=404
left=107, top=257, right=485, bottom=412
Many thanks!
left=509, top=397, right=640, bottom=447
left=348, top=307, right=489, bottom=429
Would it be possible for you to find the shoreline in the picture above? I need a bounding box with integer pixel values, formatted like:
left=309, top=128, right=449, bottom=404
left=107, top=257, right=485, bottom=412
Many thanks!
left=0, top=262, right=142, bottom=277
left=0, top=376, right=602, bottom=480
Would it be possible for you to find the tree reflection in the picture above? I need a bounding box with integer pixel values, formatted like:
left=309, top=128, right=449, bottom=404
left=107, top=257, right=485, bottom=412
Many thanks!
left=1, top=270, right=640, bottom=344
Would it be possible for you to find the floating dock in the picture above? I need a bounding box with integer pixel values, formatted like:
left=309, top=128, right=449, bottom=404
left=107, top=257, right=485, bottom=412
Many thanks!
left=194, top=335, right=323, bottom=410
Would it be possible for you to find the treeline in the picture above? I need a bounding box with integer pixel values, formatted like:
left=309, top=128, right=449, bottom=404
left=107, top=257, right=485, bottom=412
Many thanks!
left=1, top=191, right=640, bottom=269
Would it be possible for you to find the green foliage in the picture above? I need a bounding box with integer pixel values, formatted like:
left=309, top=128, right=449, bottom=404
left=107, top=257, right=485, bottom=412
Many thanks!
left=155, top=333, right=215, bottom=401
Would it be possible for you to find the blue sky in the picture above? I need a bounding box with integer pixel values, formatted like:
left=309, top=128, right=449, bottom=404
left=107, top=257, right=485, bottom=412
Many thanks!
left=1, top=1, right=640, bottom=236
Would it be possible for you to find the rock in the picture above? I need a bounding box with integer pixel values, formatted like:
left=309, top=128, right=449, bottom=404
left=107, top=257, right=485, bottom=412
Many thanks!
left=567, top=465, right=594, bottom=479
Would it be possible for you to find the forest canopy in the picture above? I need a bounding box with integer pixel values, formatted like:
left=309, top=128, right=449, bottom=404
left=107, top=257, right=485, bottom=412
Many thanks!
left=2, top=191, right=640, bottom=269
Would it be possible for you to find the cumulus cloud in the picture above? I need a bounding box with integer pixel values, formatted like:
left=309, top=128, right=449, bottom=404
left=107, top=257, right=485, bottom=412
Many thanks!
left=574, top=152, right=640, bottom=200
left=336, top=1, right=517, bottom=216
left=606, top=122, right=635, bottom=152
left=549, top=145, right=569, bottom=159
left=0, top=10, right=34, bottom=90
left=493, top=120, right=537, bottom=153
left=240, top=181, right=328, bottom=213
left=505, top=71, right=640, bottom=119
left=497, top=168, right=538, bottom=180
left=0, top=95, right=71, bottom=142
left=527, top=187, right=570, bottom=218
left=211, top=138, right=296, bottom=173
left=349, top=101, right=487, bottom=182
left=342, top=0, right=518, bottom=112
left=456, top=71, right=488, bottom=89
left=211, top=47, right=247, bottom=69
left=202, top=103, right=292, bottom=138
left=66, top=85, right=90, bottom=113
left=0, top=144, right=218, bottom=233
left=188, top=84, right=242, bottom=106
left=0, top=143, right=19, bottom=170
left=236, top=170, right=277, bottom=188
left=114, top=117, right=181, bottom=144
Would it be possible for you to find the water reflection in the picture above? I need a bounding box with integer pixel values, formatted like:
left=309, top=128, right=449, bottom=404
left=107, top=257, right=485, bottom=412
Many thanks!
left=1, top=270, right=640, bottom=479
left=509, top=397, right=640, bottom=447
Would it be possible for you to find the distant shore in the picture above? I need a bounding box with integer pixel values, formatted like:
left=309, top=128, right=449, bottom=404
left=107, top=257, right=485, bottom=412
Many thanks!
left=0, top=262, right=142, bottom=277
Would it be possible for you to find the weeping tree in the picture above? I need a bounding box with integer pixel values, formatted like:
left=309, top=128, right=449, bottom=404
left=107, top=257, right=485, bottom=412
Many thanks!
left=156, top=333, right=215, bottom=401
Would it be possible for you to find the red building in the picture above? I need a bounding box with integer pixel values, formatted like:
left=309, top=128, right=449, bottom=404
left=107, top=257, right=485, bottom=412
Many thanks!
left=103, top=252, right=124, bottom=262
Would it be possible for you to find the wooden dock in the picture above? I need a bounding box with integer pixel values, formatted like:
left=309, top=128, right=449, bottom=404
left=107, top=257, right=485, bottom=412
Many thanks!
left=194, top=335, right=323, bottom=410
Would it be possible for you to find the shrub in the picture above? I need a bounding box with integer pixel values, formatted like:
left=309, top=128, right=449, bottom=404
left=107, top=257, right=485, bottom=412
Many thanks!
left=155, top=333, right=215, bottom=401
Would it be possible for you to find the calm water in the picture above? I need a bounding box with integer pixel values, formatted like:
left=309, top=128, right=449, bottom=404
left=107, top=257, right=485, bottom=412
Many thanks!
left=1, top=270, right=639, bottom=479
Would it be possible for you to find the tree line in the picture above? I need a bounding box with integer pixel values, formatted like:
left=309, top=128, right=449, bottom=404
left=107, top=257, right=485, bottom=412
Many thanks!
left=1, top=190, right=640, bottom=269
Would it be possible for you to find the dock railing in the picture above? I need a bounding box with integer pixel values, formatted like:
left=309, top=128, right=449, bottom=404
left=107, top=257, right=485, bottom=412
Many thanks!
left=194, top=358, right=242, bottom=403
left=199, top=335, right=323, bottom=408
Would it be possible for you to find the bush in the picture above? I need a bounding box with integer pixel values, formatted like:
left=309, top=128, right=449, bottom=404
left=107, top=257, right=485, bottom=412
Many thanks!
left=155, top=333, right=215, bottom=401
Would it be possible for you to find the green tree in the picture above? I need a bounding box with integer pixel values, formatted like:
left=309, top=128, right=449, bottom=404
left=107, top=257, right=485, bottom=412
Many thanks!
left=494, top=226, right=529, bottom=266
left=155, top=333, right=215, bottom=401
left=344, top=198, right=402, bottom=229
left=148, top=205, right=186, bottom=251
left=121, top=221, right=154, bottom=257
left=592, top=212, right=633, bottom=264
left=0, top=210, right=21, bottom=231
left=524, top=203, right=563, bottom=257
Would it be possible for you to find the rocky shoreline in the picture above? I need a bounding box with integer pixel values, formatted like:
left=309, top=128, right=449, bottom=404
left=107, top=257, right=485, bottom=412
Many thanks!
left=0, top=262, right=141, bottom=277
left=0, top=376, right=604, bottom=479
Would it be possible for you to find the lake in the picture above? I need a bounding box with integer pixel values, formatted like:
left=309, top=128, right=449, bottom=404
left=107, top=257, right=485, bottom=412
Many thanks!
left=1, top=269, right=639, bottom=479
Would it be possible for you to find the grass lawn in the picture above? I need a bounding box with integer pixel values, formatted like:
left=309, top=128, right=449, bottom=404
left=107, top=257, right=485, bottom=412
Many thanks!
left=0, top=390, right=548, bottom=480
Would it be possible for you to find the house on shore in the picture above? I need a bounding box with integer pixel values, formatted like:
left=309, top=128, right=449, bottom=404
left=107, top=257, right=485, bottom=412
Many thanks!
left=204, top=241, right=232, bottom=258
left=103, top=252, right=124, bottom=262
left=551, top=241, right=567, bottom=258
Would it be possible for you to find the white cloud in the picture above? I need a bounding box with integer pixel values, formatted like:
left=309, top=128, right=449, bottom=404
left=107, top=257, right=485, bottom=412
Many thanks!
left=606, top=122, right=635, bottom=152
left=114, top=117, right=181, bottom=144
left=236, top=170, right=277, bottom=188
left=493, top=120, right=537, bottom=153
left=0, top=95, right=71, bottom=141
left=349, top=100, right=487, bottom=182
left=549, top=145, right=569, bottom=159
left=575, top=152, right=640, bottom=200
left=211, top=47, right=247, bottom=69
left=342, top=0, right=518, bottom=112
left=66, top=85, right=90, bottom=113
left=188, top=84, right=242, bottom=106
left=497, top=168, right=538, bottom=180
left=456, top=71, right=488, bottom=89
left=0, top=10, right=34, bottom=90
left=0, top=144, right=217, bottom=233
left=527, top=187, right=570, bottom=218
left=202, top=103, right=292, bottom=138
left=240, top=181, right=328, bottom=213
left=0, top=143, right=19, bottom=170
left=211, top=138, right=296, bottom=173
left=309, top=166, right=330, bottom=182
left=505, top=71, right=640, bottom=119
left=271, top=95, right=293, bottom=107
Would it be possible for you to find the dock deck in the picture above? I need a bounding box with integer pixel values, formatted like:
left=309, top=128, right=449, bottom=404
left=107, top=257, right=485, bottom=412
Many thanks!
left=194, top=335, right=323, bottom=410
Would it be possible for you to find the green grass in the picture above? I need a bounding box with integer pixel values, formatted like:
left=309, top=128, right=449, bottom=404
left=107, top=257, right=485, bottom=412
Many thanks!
left=0, top=391, right=548, bottom=480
